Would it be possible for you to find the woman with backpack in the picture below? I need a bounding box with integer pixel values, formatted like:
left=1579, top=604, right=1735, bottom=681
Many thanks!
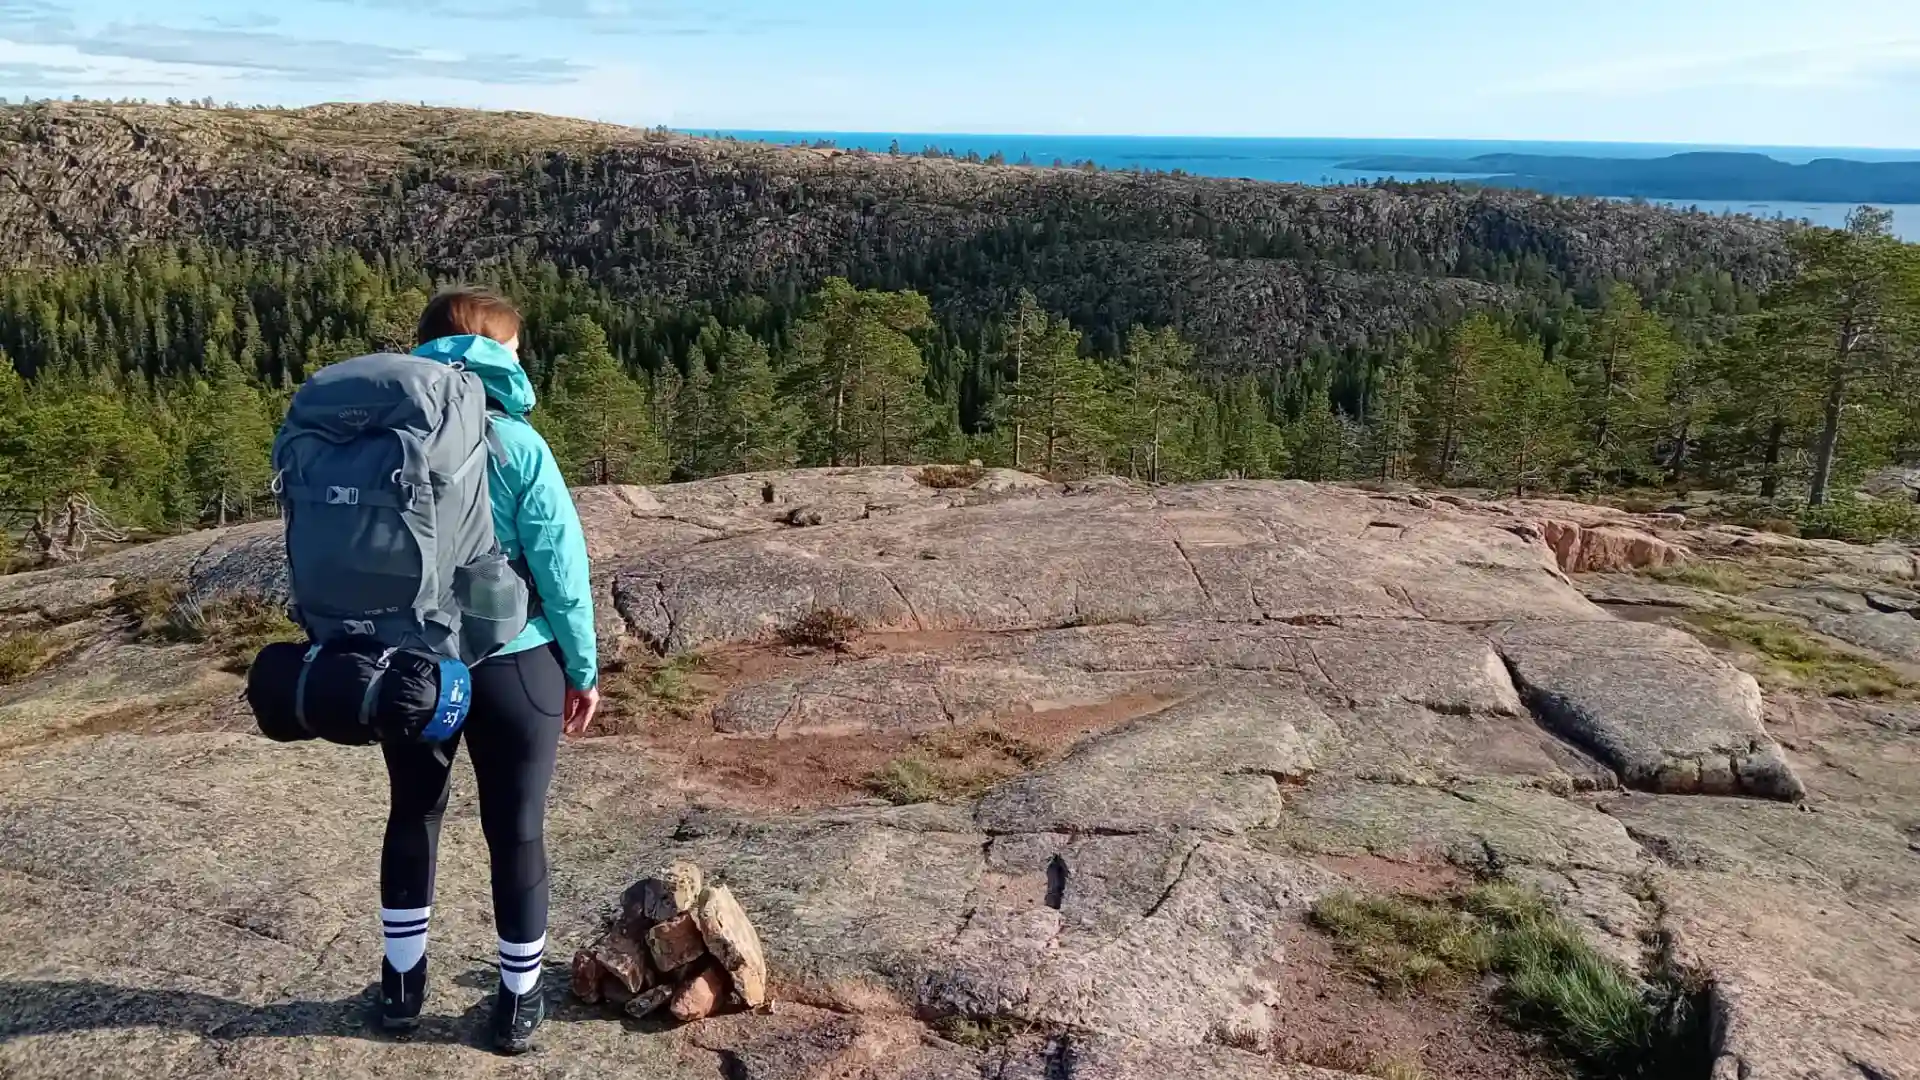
left=376, top=288, right=600, bottom=1053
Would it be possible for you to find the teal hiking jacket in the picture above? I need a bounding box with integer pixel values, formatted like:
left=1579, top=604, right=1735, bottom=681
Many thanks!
left=413, top=335, right=598, bottom=690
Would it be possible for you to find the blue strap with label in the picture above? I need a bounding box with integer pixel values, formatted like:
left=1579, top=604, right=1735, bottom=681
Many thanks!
left=420, top=657, right=473, bottom=744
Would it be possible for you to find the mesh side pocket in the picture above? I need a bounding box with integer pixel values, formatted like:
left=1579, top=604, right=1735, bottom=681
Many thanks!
left=453, top=553, right=530, bottom=662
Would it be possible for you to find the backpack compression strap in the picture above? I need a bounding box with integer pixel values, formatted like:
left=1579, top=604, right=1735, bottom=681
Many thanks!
left=291, top=643, right=322, bottom=737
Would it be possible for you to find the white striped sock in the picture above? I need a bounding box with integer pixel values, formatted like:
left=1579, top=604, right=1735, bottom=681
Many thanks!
left=381, top=906, right=431, bottom=973
left=498, top=935, right=545, bottom=996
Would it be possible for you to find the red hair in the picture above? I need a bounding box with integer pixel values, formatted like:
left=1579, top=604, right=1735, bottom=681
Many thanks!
left=417, top=287, right=522, bottom=345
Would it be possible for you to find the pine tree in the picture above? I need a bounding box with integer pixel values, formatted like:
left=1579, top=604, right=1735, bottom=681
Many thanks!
left=709, top=329, right=794, bottom=472
left=994, top=293, right=1050, bottom=470
left=543, top=315, right=667, bottom=485
left=1463, top=336, right=1579, bottom=497
left=0, top=371, right=157, bottom=560
left=992, top=305, right=1106, bottom=478
left=784, top=279, right=934, bottom=467
left=1362, top=350, right=1423, bottom=481
left=673, top=356, right=716, bottom=480
left=1565, top=284, right=1680, bottom=482
left=1762, top=209, right=1920, bottom=505
left=1213, top=376, right=1289, bottom=479
left=1108, top=326, right=1204, bottom=482
left=1418, top=314, right=1505, bottom=480
left=1701, top=326, right=1822, bottom=499
left=1286, top=386, right=1344, bottom=482
left=183, top=355, right=275, bottom=526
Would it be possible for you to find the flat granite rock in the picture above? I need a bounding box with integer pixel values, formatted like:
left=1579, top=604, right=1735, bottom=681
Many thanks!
left=1601, top=795, right=1920, bottom=1080
left=611, top=481, right=1601, bottom=654
left=0, top=469, right=1912, bottom=1079
left=973, top=687, right=1321, bottom=836
left=1494, top=620, right=1804, bottom=799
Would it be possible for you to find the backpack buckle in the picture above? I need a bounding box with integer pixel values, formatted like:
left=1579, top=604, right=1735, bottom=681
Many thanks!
left=326, top=486, right=360, bottom=506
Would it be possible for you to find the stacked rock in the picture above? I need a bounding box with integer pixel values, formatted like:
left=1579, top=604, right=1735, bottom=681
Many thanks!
left=570, top=861, right=769, bottom=1022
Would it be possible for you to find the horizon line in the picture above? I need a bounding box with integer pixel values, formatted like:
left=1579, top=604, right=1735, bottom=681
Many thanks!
left=688, top=128, right=1920, bottom=157
left=11, top=98, right=1918, bottom=156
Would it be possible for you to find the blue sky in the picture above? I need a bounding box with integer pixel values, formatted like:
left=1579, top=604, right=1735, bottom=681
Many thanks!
left=1, top=0, right=1917, bottom=147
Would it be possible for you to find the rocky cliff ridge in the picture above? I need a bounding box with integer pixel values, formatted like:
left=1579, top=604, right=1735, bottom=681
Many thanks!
left=0, top=102, right=1795, bottom=368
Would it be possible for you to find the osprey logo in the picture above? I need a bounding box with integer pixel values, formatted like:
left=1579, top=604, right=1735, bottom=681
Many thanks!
left=337, top=407, right=372, bottom=429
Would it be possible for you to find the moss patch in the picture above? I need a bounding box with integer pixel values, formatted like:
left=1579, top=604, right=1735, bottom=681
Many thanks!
left=1686, top=613, right=1911, bottom=698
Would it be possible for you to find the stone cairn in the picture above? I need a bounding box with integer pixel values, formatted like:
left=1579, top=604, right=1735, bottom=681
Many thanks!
left=570, top=861, right=769, bottom=1022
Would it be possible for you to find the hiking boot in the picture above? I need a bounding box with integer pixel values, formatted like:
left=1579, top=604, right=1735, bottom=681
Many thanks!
left=490, top=973, right=545, bottom=1056
left=377, top=957, right=427, bottom=1032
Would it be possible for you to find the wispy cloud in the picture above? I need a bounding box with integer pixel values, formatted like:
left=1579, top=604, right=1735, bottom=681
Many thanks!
left=315, top=0, right=795, bottom=36
left=0, top=58, right=82, bottom=83
left=205, top=12, right=282, bottom=30
left=1502, top=39, right=1920, bottom=97
left=0, top=5, right=587, bottom=85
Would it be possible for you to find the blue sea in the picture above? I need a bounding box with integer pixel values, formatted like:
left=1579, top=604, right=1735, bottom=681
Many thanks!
left=702, top=131, right=1920, bottom=240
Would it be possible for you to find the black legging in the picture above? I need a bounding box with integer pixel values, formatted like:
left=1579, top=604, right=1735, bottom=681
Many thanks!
left=380, top=643, right=565, bottom=944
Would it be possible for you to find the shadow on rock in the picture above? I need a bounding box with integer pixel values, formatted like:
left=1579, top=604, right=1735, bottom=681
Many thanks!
left=0, top=979, right=504, bottom=1049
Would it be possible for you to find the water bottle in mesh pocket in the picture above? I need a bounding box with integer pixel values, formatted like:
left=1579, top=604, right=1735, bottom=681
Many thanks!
left=453, top=552, right=531, bottom=661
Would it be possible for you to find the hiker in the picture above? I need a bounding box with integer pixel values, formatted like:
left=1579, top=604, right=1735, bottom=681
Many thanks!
left=376, top=289, right=599, bottom=1052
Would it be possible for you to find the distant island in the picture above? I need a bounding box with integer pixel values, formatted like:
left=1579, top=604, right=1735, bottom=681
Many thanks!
left=1337, top=151, right=1920, bottom=204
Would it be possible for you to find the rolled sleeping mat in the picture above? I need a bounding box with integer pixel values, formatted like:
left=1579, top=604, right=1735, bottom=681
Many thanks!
left=246, top=641, right=473, bottom=747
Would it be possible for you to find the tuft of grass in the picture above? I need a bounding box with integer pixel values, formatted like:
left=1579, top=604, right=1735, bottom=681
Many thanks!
left=203, top=596, right=304, bottom=671
left=1063, top=606, right=1152, bottom=628
left=118, top=579, right=186, bottom=634
left=1313, top=883, right=1709, bottom=1078
left=1370, top=1057, right=1428, bottom=1080
left=1307, top=890, right=1495, bottom=996
left=1686, top=613, right=1911, bottom=698
left=916, top=464, right=987, bottom=490
left=0, top=630, right=51, bottom=685
left=135, top=588, right=304, bottom=670
left=1643, top=561, right=1756, bottom=595
left=779, top=608, right=862, bottom=651
left=863, top=727, right=1050, bottom=805
left=866, top=756, right=946, bottom=804
left=1463, top=884, right=1704, bottom=1077
left=598, top=651, right=714, bottom=732
left=643, top=652, right=708, bottom=705
left=921, top=727, right=1049, bottom=767
left=1272, top=1037, right=1427, bottom=1080
left=1797, top=497, right=1920, bottom=544
left=931, top=1014, right=1025, bottom=1049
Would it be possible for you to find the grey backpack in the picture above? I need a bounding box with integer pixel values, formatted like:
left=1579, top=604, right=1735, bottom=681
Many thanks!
left=272, top=353, right=530, bottom=665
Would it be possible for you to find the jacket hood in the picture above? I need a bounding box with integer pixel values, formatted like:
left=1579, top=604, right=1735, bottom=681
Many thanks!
left=413, top=335, right=536, bottom=416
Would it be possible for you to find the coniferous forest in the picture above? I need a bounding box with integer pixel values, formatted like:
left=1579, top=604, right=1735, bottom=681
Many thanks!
left=1, top=101, right=1918, bottom=561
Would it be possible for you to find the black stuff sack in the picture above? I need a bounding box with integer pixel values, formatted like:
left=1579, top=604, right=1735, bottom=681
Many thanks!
left=247, top=641, right=473, bottom=747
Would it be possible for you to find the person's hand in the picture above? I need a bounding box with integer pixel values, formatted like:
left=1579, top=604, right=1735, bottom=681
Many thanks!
left=563, top=687, right=601, bottom=736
